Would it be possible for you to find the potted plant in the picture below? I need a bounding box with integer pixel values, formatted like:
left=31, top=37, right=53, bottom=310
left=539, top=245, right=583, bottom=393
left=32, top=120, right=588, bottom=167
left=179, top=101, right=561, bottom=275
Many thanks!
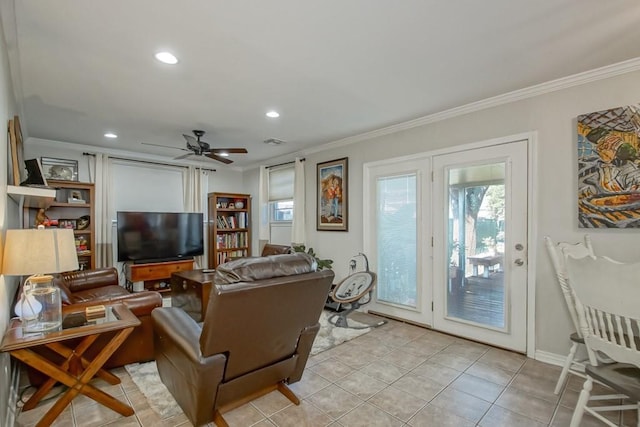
left=292, top=245, right=333, bottom=270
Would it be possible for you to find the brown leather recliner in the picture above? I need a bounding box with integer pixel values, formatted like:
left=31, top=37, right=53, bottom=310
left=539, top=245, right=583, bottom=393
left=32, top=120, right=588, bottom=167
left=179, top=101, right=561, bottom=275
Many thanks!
left=26, top=267, right=162, bottom=384
left=152, top=253, right=334, bottom=427
left=260, top=243, right=292, bottom=256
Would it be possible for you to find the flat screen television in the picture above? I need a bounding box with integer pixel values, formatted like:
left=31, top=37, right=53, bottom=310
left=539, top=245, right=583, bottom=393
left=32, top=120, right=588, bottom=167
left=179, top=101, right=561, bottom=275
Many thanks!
left=116, top=211, right=204, bottom=263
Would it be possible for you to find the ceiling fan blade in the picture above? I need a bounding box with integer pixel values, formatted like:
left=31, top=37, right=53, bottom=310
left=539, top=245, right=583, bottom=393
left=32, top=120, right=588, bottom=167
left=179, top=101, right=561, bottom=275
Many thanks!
left=183, top=134, right=200, bottom=150
left=211, top=148, right=248, bottom=154
left=206, top=153, right=233, bottom=164
left=173, top=153, right=195, bottom=160
left=142, top=142, right=190, bottom=152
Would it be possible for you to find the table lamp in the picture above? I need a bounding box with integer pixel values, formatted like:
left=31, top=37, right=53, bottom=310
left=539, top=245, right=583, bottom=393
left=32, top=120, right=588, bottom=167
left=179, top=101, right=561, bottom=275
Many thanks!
left=2, top=228, right=79, bottom=332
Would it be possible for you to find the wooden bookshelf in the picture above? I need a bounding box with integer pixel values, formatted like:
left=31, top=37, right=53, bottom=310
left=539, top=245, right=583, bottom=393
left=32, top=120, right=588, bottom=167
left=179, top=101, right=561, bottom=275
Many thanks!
left=208, top=192, right=251, bottom=267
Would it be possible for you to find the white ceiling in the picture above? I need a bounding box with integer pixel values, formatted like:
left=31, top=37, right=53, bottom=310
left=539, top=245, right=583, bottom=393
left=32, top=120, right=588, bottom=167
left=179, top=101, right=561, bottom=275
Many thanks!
left=5, top=1, right=640, bottom=168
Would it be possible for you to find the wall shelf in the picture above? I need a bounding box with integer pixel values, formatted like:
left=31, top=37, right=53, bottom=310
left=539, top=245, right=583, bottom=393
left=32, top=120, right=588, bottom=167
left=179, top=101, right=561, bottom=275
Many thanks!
left=7, top=185, right=56, bottom=209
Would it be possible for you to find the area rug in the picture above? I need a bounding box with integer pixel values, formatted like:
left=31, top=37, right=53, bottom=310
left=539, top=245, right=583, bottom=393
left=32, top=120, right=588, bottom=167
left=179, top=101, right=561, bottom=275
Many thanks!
left=310, top=310, right=371, bottom=355
left=125, top=310, right=372, bottom=418
left=124, top=361, right=182, bottom=419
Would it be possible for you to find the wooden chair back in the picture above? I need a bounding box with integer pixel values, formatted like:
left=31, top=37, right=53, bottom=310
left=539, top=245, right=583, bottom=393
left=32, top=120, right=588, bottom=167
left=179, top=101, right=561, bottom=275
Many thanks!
left=565, top=254, right=640, bottom=369
left=544, top=235, right=594, bottom=336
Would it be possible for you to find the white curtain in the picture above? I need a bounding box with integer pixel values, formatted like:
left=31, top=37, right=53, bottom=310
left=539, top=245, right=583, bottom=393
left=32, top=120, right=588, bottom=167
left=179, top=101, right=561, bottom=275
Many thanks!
left=183, top=166, right=208, bottom=268
left=291, top=158, right=306, bottom=245
left=258, top=166, right=270, bottom=241
left=94, top=153, right=113, bottom=268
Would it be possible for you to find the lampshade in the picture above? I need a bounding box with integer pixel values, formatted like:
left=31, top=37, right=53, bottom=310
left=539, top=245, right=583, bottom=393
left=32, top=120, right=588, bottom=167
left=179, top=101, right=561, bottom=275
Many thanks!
left=2, top=228, right=79, bottom=275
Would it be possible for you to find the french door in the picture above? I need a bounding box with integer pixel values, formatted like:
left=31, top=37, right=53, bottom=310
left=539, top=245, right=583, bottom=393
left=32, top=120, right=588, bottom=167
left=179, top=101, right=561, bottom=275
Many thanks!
left=364, top=159, right=432, bottom=326
left=432, top=140, right=528, bottom=352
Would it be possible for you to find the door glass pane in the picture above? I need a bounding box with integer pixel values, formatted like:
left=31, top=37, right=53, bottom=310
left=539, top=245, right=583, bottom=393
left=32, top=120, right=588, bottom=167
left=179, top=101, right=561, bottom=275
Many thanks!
left=376, top=174, right=417, bottom=308
left=446, top=163, right=505, bottom=328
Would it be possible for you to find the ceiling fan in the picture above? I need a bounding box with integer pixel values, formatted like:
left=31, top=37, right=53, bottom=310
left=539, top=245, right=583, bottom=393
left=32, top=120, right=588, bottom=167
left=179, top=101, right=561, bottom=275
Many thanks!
left=142, top=130, right=248, bottom=164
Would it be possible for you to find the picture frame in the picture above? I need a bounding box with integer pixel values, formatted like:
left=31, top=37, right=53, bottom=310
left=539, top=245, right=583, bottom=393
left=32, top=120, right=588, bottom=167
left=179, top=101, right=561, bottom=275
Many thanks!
left=40, top=157, right=79, bottom=182
left=317, top=157, right=348, bottom=231
left=58, top=219, right=77, bottom=230
left=22, top=158, right=48, bottom=186
left=68, top=189, right=85, bottom=203
left=8, top=116, right=25, bottom=185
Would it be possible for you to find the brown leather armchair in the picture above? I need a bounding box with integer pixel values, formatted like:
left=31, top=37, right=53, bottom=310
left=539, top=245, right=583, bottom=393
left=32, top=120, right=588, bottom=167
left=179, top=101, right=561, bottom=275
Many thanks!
left=26, top=267, right=162, bottom=384
left=152, top=253, right=334, bottom=426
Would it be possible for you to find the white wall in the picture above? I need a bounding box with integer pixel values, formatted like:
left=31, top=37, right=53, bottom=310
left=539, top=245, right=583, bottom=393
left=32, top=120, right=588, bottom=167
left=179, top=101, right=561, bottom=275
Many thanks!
left=0, top=2, right=19, bottom=423
left=246, top=69, right=640, bottom=358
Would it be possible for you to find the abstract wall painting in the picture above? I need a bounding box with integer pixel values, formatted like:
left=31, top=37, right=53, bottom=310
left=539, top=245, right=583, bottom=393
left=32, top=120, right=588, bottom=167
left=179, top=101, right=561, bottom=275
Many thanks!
left=577, top=104, right=640, bottom=228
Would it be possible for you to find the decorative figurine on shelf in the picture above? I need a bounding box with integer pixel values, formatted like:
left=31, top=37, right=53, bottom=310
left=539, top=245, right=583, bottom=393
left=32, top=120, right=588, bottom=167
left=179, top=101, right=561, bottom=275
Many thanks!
left=77, top=215, right=90, bottom=230
left=34, top=209, right=49, bottom=227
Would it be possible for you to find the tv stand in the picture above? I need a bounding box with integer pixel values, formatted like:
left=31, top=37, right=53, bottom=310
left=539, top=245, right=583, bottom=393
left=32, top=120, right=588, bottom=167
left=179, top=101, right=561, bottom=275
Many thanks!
left=125, top=259, right=194, bottom=294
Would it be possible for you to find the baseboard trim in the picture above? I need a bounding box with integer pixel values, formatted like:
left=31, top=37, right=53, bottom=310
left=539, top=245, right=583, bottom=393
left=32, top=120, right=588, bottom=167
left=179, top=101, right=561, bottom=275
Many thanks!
left=535, top=349, right=585, bottom=372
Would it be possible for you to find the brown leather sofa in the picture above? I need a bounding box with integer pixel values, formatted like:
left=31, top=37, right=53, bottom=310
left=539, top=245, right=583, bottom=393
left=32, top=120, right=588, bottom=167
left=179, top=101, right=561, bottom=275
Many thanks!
left=153, top=253, right=334, bottom=426
left=27, top=267, right=162, bottom=384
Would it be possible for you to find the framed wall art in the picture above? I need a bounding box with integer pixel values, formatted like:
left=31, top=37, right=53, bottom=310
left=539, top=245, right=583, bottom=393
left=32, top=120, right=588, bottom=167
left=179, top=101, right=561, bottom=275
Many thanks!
left=41, top=157, right=79, bottom=181
left=317, top=157, right=348, bottom=231
left=577, top=104, right=640, bottom=228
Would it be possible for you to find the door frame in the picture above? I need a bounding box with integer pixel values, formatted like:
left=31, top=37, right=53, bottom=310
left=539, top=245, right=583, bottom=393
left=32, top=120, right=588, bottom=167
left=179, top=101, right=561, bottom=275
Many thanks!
left=363, top=132, right=537, bottom=357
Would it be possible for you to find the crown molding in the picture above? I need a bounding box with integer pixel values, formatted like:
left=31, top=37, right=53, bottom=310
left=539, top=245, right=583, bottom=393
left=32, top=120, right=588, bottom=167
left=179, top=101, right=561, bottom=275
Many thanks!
left=303, top=57, right=640, bottom=155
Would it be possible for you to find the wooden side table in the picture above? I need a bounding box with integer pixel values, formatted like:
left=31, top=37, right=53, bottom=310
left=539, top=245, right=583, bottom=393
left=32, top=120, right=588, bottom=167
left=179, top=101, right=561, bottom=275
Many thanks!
left=0, top=303, right=140, bottom=427
left=170, top=269, right=216, bottom=321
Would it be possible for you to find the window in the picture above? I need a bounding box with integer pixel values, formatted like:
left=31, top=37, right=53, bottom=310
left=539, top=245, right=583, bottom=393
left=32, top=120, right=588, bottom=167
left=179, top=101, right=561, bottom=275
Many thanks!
left=271, top=200, right=293, bottom=222
left=269, top=166, right=295, bottom=223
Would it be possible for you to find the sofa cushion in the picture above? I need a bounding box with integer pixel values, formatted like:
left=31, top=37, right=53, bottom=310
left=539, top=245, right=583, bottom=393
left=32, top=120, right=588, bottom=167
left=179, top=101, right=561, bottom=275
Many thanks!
left=215, top=253, right=317, bottom=284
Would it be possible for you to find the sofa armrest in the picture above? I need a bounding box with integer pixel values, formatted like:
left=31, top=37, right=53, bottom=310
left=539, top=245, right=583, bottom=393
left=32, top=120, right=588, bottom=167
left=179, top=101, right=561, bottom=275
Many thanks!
left=152, top=307, right=227, bottom=426
left=66, top=291, right=162, bottom=317
left=63, top=268, right=119, bottom=293
left=120, top=291, right=163, bottom=316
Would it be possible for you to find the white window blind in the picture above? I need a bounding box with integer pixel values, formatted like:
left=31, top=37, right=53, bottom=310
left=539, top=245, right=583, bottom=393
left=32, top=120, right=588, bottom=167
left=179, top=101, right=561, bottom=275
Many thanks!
left=268, top=166, right=294, bottom=201
left=112, top=161, right=184, bottom=212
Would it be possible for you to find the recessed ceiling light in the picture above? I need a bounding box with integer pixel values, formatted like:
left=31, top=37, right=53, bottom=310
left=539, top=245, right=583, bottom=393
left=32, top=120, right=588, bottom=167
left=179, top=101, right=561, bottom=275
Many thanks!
left=266, top=111, right=280, bottom=118
left=218, top=152, right=230, bottom=157
left=155, top=51, right=178, bottom=65
left=104, top=132, right=118, bottom=139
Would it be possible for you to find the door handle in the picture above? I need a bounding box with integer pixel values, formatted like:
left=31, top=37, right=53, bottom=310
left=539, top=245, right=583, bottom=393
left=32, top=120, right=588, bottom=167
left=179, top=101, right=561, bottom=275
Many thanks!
left=514, top=258, right=525, bottom=266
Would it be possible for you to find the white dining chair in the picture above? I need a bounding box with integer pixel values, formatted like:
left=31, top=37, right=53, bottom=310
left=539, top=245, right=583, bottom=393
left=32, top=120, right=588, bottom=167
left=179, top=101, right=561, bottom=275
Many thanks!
left=565, top=254, right=640, bottom=427
left=544, top=235, right=595, bottom=394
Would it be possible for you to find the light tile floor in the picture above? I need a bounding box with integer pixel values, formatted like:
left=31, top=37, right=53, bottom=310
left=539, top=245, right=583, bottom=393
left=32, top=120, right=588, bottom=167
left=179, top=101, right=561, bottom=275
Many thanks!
left=14, top=315, right=638, bottom=426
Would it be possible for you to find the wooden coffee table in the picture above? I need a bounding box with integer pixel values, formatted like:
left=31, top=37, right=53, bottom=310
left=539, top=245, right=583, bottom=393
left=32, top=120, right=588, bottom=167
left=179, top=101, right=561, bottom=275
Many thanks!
left=0, top=303, right=140, bottom=427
